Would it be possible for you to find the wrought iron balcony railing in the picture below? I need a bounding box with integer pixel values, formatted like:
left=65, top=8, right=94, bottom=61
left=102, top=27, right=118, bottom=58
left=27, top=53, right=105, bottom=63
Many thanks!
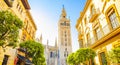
left=89, top=8, right=100, bottom=23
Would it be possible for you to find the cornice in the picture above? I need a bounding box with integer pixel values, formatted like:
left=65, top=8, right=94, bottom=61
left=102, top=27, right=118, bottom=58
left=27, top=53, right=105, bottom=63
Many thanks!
left=76, top=0, right=92, bottom=29
left=21, top=0, right=30, bottom=9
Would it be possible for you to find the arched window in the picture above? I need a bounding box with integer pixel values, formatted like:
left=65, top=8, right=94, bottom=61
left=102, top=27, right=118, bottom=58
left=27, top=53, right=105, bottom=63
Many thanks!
left=65, top=48, right=67, bottom=51
left=50, top=52, right=53, bottom=58
left=105, top=4, right=120, bottom=30
left=107, top=8, right=119, bottom=29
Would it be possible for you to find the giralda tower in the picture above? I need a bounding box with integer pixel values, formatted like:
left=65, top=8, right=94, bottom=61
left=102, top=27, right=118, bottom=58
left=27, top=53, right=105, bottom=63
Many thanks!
left=58, top=6, right=72, bottom=65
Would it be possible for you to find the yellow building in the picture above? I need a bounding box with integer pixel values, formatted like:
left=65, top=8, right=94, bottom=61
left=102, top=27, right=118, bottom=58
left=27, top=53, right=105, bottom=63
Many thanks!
left=0, top=0, right=36, bottom=65
left=76, top=0, right=120, bottom=65
left=21, top=10, right=37, bottom=41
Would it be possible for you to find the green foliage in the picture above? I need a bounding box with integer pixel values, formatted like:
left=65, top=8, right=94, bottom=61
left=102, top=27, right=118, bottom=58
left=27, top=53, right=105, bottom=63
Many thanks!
left=75, top=48, right=96, bottom=64
left=20, top=40, right=46, bottom=65
left=0, top=11, right=23, bottom=48
left=33, top=55, right=46, bottom=65
left=67, top=53, right=76, bottom=65
left=108, top=46, right=120, bottom=63
left=67, top=48, right=96, bottom=65
left=0, top=40, right=4, bottom=46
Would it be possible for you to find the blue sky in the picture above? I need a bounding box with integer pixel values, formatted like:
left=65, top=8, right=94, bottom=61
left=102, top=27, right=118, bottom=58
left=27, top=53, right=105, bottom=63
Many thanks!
left=28, top=0, right=86, bottom=52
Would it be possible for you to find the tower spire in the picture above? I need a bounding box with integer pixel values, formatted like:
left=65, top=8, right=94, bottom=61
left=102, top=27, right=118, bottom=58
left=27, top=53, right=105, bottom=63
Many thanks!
left=61, top=5, right=66, bottom=18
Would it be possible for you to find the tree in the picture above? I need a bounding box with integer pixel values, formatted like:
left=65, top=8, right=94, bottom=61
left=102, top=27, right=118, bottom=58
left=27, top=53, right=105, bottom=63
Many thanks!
left=67, top=53, right=76, bottom=65
left=74, top=48, right=96, bottom=65
left=20, top=40, right=46, bottom=65
left=108, top=46, right=120, bottom=64
left=0, top=11, right=23, bottom=49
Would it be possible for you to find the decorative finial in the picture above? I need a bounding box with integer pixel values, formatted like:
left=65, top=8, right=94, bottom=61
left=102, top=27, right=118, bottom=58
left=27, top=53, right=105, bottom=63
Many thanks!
left=63, top=5, right=64, bottom=9
left=61, top=5, right=66, bottom=17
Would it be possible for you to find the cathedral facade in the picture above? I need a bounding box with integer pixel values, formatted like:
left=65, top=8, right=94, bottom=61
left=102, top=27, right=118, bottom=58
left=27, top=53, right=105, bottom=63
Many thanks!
left=36, top=36, right=58, bottom=65
left=44, top=40, right=58, bottom=65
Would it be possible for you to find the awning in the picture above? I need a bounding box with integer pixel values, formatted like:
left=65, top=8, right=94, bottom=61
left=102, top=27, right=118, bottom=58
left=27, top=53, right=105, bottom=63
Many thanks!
left=17, top=48, right=26, bottom=52
left=17, top=54, right=32, bottom=65
left=25, top=58, right=32, bottom=65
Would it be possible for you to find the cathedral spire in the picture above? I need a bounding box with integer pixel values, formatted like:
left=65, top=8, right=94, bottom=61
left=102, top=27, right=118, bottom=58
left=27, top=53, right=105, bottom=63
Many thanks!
left=40, top=34, right=42, bottom=43
left=68, top=16, right=71, bottom=21
left=55, top=37, right=57, bottom=47
left=61, top=5, right=66, bottom=18
left=47, top=39, right=49, bottom=46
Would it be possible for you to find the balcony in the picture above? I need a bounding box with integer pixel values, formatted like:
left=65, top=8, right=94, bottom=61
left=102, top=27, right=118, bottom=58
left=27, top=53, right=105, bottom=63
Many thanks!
left=78, top=39, right=83, bottom=48
left=87, top=38, right=91, bottom=47
left=91, top=25, right=120, bottom=49
left=78, top=32, right=83, bottom=40
left=89, top=8, right=100, bottom=23
left=86, top=37, right=95, bottom=47
left=4, top=0, right=14, bottom=7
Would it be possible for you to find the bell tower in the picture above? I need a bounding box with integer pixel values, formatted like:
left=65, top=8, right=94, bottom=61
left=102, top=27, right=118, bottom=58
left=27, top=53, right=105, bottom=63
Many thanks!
left=58, top=6, right=72, bottom=65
